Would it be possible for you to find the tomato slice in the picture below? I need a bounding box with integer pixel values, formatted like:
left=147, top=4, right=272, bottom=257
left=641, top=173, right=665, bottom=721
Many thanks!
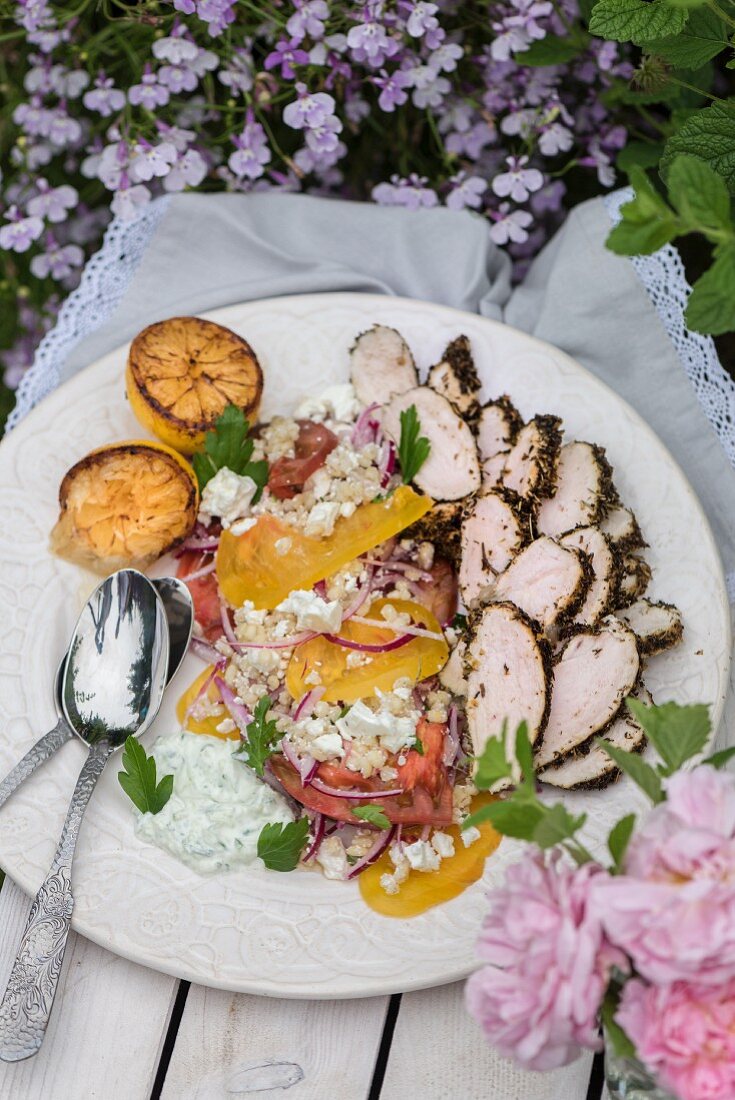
left=414, top=556, right=458, bottom=627
left=268, top=420, right=338, bottom=499
left=177, top=550, right=222, bottom=641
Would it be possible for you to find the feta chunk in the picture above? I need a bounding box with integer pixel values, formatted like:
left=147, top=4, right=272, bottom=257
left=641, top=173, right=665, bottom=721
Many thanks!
left=315, top=835, right=349, bottom=880
left=336, top=699, right=419, bottom=753
left=461, top=825, right=482, bottom=848
left=431, top=831, right=455, bottom=859
left=310, top=732, right=345, bottom=761
left=294, top=383, right=361, bottom=424
left=198, top=468, right=258, bottom=529
left=276, top=589, right=343, bottom=633
left=304, top=500, right=341, bottom=538
left=403, top=839, right=441, bottom=872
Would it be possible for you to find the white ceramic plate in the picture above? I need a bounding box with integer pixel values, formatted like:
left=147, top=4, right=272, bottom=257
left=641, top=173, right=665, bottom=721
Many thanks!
left=0, top=293, right=730, bottom=999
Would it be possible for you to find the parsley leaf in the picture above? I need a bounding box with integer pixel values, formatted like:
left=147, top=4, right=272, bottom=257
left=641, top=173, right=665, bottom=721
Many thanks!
left=398, top=404, right=431, bottom=484
left=118, top=735, right=173, bottom=815
left=352, top=804, right=391, bottom=828
left=192, top=405, right=269, bottom=499
left=451, top=612, right=468, bottom=631
left=412, top=736, right=425, bottom=756
left=236, top=697, right=283, bottom=776
left=257, top=818, right=310, bottom=871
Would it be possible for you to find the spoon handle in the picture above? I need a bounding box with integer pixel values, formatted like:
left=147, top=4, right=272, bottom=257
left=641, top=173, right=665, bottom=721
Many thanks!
left=0, top=720, right=74, bottom=811
left=0, top=738, right=114, bottom=1063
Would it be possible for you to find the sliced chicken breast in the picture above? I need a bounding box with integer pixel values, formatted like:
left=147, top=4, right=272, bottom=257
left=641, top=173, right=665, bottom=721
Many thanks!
left=600, top=503, right=645, bottom=553
left=383, top=386, right=481, bottom=501
left=404, top=501, right=463, bottom=568
left=501, top=415, right=562, bottom=502
left=438, top=640, right=467, bottom=696
left=476, top=397, right=522, bottom=488
left=617, top=554, right=652, bottom=607
left=560, top=526, right=620, bottom=628
left=350, top=325, right=418, bottom=407
left=466, top=602, right=551, bottom=762
left=428, top=335, right=482, bottom=424
left=617, top=599, right=683, bottom=656
left=533, top=617, right=640, bottom=769
left=537, top=441, right=614, bottom=537
left=459, top=490, right=524, bottom=607
left=491, top=537, right=589, bottom=631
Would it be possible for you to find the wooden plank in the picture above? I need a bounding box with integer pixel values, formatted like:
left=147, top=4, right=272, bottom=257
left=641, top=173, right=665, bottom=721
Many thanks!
left=161, top=984, right=390, bottom=1100
left=381, top=982, right=595, bottom=1100
left=0, top=877, right=178, bottom=1100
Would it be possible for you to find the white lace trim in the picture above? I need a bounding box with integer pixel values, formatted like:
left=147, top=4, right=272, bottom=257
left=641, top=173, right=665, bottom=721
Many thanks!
left=605, top=188, right=735, bottom=600
left=7, top=196, right=171, bottom=431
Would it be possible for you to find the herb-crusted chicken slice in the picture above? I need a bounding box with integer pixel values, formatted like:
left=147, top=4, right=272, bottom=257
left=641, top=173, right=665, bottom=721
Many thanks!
left=491, top=536, right=589, bottom=631
left=539, top=706, right=646, bottom=790
left=559, top=526, right=620, bottom=628
left=617, top=553, right=652, bottom=607
left=459, top=489, right=524, bottom=607
left=438, top=640, right=467, bottom=696
left=500, top=415, right=562, bottom=503
left=465, top=602, right=551, bottom=763
left=404, top=501, right=463, bottom=568
left=533, top=616, right=640, bottom=770
left=600, top=503, right=645, bottom=553
left=350, top=325, right=418, bottom=407
left=616, top=598, right=683, bottom=656
left=383, top=386, right=481, bottom=501
left=476, top=396, right=523, bottom=488
left=428, top=335, right=482, bottom=424
left=537, top=441, right=614, bottom=537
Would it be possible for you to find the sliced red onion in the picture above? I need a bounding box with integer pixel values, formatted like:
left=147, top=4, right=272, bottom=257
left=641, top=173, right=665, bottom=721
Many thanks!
left=347, top=615, right=444, bottom=642
left=309, top=776, right=404, bottom=799
left=361, top=558, right=432, bottom=582
left=347, top=825, right=397, bottom=879
left=182, top=658, right=226, bottom=725
left=420, top=824, right=431, bottom=842
left=280, top=738, right=319, bottom=784
left=179, top=560, right=217, bottom=582
left=181, top=536, right=220, bottom=552
left=313, top=579, right=327, bottom=598
left=214, top=675, right=252, bottom=732
left=379, top=439, right=396, bottom=488
left=302, top=813, right=326, bottom=863
left=443, top=704, right=461, bottom=766
left=351, top=402, right=381, bottom=448
left=293, top=686, right=326, bottom=720
left=190, top=637, right=223, bottom=664
left=322, top=631, right=413, bottom=654
left=230, top=631, right=317, bottom=650
left=341, top=565, right=374, bottom=622
left=219, top=598, right=238, bottom=646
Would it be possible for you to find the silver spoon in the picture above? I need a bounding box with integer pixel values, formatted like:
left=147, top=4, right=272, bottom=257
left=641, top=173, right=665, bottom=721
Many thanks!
left=0, top=569, right=169, bottom=1062
left=0, top=576, right=193, bottom=812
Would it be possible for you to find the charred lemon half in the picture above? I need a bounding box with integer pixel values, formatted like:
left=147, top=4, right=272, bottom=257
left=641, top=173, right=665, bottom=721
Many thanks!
left=50, top=440, right=199, bottom=573
left=126, top=316, right=263, bottom=455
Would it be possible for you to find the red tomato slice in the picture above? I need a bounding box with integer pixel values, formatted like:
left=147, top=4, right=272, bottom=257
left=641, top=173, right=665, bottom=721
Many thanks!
left=176, top=550, right=222, bottom=641
left=268, top=420, right=339, bottom=500
left=395, top=719, right=446, bottom=795
left=414, top=556, right=458, bottom=627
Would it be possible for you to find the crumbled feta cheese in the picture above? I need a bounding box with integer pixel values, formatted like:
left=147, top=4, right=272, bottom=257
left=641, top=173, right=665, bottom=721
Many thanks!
left=215, top=717, right=236, bottom=735
left=307, top=467, right=332, bottom=500
left=276, top=589, right=342, bottom=633
left=304, top=500, right=341, bottom=537
left=403, top=839, right=441, bottom=872
left=461, top=825, right=482, bottom=848
left=339, top=501, right=357, bottom=518
left=380, top=872, right=401, bottom=895
left=230, top=516, right=257, bottom=537
left=315, top=835, right=349, bottom=879
left=294, top=383, right=361, bottom=424
left=431, top=831, right=455, bottom=859
left=199, top=468, right=258, bottom=529
left=310, top=732, right=345, bottom=760
left=336, top=699, right=419, bottom=753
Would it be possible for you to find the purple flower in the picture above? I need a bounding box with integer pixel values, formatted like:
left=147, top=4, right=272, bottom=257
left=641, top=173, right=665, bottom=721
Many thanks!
left=128, top=65, right=170, bottom=109
left=287, top=0, right=330, bottom=42
left=428, top=42, right=463, bottom=73
left=264, top=37, right=310, bottom=79
left=530, top=179, right=565, bottom=215
left=15, top=0, right=53, bottom=33
left=153, top=34, right=199, bottom=65
left=283, top=83, right=338, bottom=130
left=489, top=203, right=533, bottom=245
left=446, top=172, right=488, bottom=211
left=163, top=148, right=208, bottom=192
left=579, top=138, right=615, bottom=187
left=196, top=0, right=236, bottom=36
left=29, top=235, right=84, bottom=280
left=538, top=121, right=573, bottom=156
left=407, top=65, right=450, bottom=109
left=83, top=72, right=125, bottom=117
left=110, top=174, right=151, bottom=220
left=218, top=47, right=254, bottom=95
left=372, top=173, right=438, bottom=210
left=0, top=205, right=44, bottom=251
left=445, top=121, right=496, bottom=160
left=154, top=32, right=217, bottom=91
left=492, top=155, right=544, bottom=202
left=172, top=0, right=196, bottom=11
left=129, top=140, right=178, bottom=183
left=26, top=179, right=78, bottom=222
left=346, top=20, right=400, bottom=68
left=372, top=69, right=411, bottom=112
left=405, top=1, right=439, bottom=38
left=228, top=114, right=272, bottom=180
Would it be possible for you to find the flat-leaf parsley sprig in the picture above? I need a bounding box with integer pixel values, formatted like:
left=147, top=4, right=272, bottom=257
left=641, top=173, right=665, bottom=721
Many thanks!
left=118, top=735, right=173, bottom=815
left=236, top=697, right=284, bottom=776
left=192, top=405, right=269, bottom=497
left=398, top=404, right=431, bottom=484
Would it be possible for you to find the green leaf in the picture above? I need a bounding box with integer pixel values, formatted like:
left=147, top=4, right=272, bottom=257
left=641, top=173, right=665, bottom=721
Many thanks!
left=191, top=405, right=269, bottom=498
left=473, top=731, right=513, bottom=791
left=686, top=244, right=735, bottom=334
left=601, top=988, right=637, bottom=1059
left=522, top=34, right=586, bottom=65
left=352, top=804, right=391, bottom=828
left=667, top=154, right=734, bottom=232
left=532, top=802, right=587, bottom=850
left=607, top=813, right=636, bottom=871
left=462, top=798, right=545, bottom=839
left=606, top=166, right=680, bottom=255
left=398, top=404, right=431, bottom=484
left=661, top=101, right=735, bottom=193
left=451, top=612, right=468, bottom=631
left=628, top=698, right=712, bottom=773
left=236, top=697, right=284, bottom=776
left=616, top=140, right=666, bottom=173
left=702, top=746, right=735, bottom=769
left=514, top=722, right=535, bottom=792
left=649, top=8, right=728, bottom=67
left=589, top=0, right=689, bottom=44
left=412, top=736, right=425, bottom=756
left=257, top=818, right=310, bottom=871
left=118, top=735, right=174, bottom=815
left=596, top=738, right=665, bottom=802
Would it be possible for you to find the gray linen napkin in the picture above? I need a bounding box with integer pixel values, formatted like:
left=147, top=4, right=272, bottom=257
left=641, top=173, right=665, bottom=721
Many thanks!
left=63, top=190, right=735, bottom=583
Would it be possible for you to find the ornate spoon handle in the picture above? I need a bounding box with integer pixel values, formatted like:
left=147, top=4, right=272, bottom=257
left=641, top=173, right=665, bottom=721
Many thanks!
left=0, top=721, right=74, bottom=811
left=0, top=738, right=115, bottom=1062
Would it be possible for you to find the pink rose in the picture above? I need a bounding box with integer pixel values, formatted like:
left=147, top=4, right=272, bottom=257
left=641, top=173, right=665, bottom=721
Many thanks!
left=594, top=766, right=735, bottom=986
left=466, top=850, right=624, bottom=1071
left=616, top=978, right=735, bottom=1100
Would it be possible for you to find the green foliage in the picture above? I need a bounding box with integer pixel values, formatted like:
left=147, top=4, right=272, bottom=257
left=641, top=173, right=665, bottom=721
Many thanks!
left=352, top=804, right=391, bottom=828
left=686, top=245, right=735, bottom=335
left=192, top=405, right=269, bottom=497
left=589, top=0, right=689, bottom=45
left=601, top=985, right=637, bottom=1059
left=607, top=813, right=636, bottom=871
left=398, top=405, right=431, bottom=485
left=118, top=736, right=174, bottom=815
left=522, top=34, right=587, bottom=65
left=606, top=166, right=680, bottom=254
left=627, top=699, right=711, bottom=774
left=660, top=102, right=735, bottom=194
left=648, top=8, right=729, bottom=68
left=257, top=818, right=310, bottom=871
left=236, top=698, right=284, bottom=776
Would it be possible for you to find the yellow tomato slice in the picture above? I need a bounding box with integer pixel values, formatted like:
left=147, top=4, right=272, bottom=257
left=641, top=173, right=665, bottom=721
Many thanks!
left=176, top=665, right=237, bottom=739
left=216, top=485, right=432, bottom=610
left=285, top=597, right=448, bottom=703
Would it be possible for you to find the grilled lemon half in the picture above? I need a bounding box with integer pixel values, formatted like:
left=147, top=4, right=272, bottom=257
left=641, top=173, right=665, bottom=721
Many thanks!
left=50, top=440, right=199, bottom=573
left=126, top=316, right=263, bottom=455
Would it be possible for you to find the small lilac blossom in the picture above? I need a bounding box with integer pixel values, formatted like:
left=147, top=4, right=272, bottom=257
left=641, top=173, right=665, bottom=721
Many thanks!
left=346, top=20, right=400, bottom=67
left=228, top=114, right=271, bottom=180
left=29, top=237, right=84, bottom=280
left=110, top=174, right=151, bottom=220
left=492, top=155, right=544, bottom=202
left=344, top=93, right=370, bottom=124
left=218, top=47, right=254, bottom=95
left=283, top=83, right=337, bottom=130
left=94, top=142, right=129, bottom=189
left=155, top=122, right=197, bottom=153
left=305, top=113, right=342, bottom=154
left=538, top=121, right=574, bottom=156
left=128, top=66, right=170, bottom=109
left=446, top=173, right=487, bottom=211
left=489, top=203, right=533, bottom=245
left=407, top=65, right=450, bottom=109
left=172, top=0, right=196, bottom=11
left=446, top=121, right=496, bottom=160
left=46, top=104, right=83, bottom=149
left=128, top=141, right=177, bottom=183
left=15, top=0, right=53, bottom=33
left=372, top=173, right=438, bottom=210
left=264, top=38, right=310, bottom=79
left=427, top=42, right=463, bottom=73
left=26, top=180, right=78, bottom=222
left=152, top=34, right=199, bottom=65
left=287, top=0, right=330, bottom=42
left=499, top=107, right=537, bottom=138
left=405, top=1, right=439, bottom=39
left=83, top=73, right=125, bottom=118
left=371, top=69, right=411, bottom=112
left=196, top=0, right=237, bottom=36
left=52, top=67, right=89, bottom=100
left=579, top=140, right=615, bottom=187
left=0, top=206, right=44, bottom=252
left=163, top=148, right=208, bottom=192
left=530, top=179, right=566, bottom=215
left=13, top=96, right=50, bottom=138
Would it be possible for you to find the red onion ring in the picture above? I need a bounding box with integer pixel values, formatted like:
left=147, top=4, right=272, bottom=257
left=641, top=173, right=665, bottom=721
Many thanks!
left=190, top=637, right=223, bottom=664
left=322, top=631, right=413, bottom=654
left=302, top=813, right=326, bottom=863
left=293, top=686, right=326, bottom=720
left=214, top=675, right=252, bottom=732
left=179, top=560, right=217, bottom=582
left=219, top=597, right=238, bottom=647
left=182, top=658, right=226, bottom=725
left=347, top=825, right=397, bottom=879
left=308, top=776, right=404, bottom=799
left=281, top=738, right=319, bottom=784
left=351, top=402, right=381, bottom=447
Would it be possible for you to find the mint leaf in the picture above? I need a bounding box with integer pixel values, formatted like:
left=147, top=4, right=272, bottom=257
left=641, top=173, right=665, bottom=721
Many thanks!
left=649, top=8, right=728, bottom=67
left=589, top=0, right=689, bottom=44
left=597, top=738, right=665, bottom=802
left=352, top=804, right=391, bottom=828
left=661, top=101, right=735, bottom=193
left=118, top=735, right=174, bottom=815
left=686, top=244, right=735, bottom=335
left=616, top=140, right=666, bottom=173
left=601, top=987, right=637, bottom=1060
left=522, top=34, right=585, bottom=65
left=702, top=746, right=735, bottom=769
left=474, top=731, right=513, bottom=791
left=606, top=166, right=680, bottom=255
left=667, top=154, right=734, bottom=232
left=236, top=697, right=283, bottom=776
left=192, top=405, right=269, bottom=498
left=532, top=802, right=587, bottom=850
left=398, top=404, right=431, bottom=484
left=608, top=813, right=636, bottom=872
left=462, top=798, right=544, bottom=839
left=257, top=817, right=310, bottom=871
left=627, top=698, right=711, bottom=773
